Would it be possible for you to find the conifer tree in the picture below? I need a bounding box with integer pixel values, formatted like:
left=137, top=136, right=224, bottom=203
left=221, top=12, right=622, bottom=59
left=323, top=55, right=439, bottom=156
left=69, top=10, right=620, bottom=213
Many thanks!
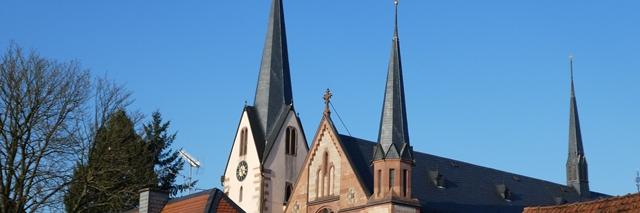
left=143, top=111, right=194, bottom=196
left=65, top=110, right=155, bottom=212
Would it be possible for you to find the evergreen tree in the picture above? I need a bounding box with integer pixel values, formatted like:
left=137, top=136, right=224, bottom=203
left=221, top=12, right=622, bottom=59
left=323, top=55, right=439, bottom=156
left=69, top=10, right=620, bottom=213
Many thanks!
left=65, top=110, right=155, bottom=212
left=143, top=111, right=194, bottom=196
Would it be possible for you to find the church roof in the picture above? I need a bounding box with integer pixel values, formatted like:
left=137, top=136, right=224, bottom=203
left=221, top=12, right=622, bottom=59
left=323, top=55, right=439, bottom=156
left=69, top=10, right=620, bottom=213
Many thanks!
left=338, top=134, right=608, bottom=213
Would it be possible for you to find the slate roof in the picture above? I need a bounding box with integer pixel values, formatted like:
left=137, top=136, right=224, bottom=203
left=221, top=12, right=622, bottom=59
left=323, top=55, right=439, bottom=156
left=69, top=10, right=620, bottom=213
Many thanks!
left=253, top=0, right=293, bottom=139
left=246, top=0, right=300, bottom=163
left=338, top=134, right=608, bottom=213
left=375, top=1, right=412, bottom=162
left=245, top=106, right=266, bottom=161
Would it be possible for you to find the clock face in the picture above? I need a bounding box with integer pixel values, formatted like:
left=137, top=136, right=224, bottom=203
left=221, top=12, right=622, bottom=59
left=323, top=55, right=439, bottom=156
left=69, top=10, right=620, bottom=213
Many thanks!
left=236, top=160, right=248, bottom=181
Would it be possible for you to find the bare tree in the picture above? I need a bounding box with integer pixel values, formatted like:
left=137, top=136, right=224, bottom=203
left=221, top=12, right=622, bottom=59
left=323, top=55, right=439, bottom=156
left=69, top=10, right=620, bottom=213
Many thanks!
left=0, top=44, right=91, bottom=212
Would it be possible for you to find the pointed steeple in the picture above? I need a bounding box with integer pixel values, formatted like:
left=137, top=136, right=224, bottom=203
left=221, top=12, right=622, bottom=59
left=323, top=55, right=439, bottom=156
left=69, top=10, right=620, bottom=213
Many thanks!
left=375, top=0, right=412, bottom=161
left=566, top=55, right=590, bottom=198
left=253, top=0, right=293, bottom=136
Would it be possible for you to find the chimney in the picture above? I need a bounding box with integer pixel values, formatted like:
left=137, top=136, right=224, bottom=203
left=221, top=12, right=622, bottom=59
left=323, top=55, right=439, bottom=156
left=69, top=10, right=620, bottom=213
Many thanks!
left=139, top=188, right=169, bottom=213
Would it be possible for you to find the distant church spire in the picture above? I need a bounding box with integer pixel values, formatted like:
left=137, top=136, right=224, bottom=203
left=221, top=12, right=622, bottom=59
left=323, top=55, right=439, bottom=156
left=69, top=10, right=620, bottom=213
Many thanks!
left=374, top=0, right=413, bottom=161
left=254, top=0, right=293, bottom=136
left=566, top=54, right=590, bottom=198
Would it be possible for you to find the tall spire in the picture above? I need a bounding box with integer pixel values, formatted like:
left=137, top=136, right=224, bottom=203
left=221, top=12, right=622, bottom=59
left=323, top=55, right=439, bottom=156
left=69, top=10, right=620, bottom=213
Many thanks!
left=375, top=0, right=412, bottom=161
left=566, top=55, right=590, bottom=198
left=253, top=0, right=293, bottom=136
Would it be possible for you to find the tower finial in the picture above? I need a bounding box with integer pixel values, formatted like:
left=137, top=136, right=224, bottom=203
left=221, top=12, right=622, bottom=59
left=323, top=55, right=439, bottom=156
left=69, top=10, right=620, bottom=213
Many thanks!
left=569, top=53, right=574, bottom=82
left=323, top=88, right=332, bottom=116
left=394, top=0, right=399, bottom=38
left=569, top=53, right=576, bottom=98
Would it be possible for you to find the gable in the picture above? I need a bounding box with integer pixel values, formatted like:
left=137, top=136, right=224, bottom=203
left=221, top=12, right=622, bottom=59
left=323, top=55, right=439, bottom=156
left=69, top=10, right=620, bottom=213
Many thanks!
left=284, top=116, right=370, bottom=213
left=222, top=107, right=264, bottom=177
left=262, top=106, right=308, bottom=163
left=221, top=107, right=268, bottom=212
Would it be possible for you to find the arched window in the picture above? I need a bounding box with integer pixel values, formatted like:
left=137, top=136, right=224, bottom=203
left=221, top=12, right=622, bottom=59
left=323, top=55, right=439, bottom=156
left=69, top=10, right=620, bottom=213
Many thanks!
left=377, top=169, right=382, bottom=196
left=239, top=186, right=243, bottom=202
left=323, top=152, right=328, bottom=175
left=329, top=165, right=335, bottom=195
left=389, top=169, right=396, bottom=190
left=285, top=126, right=297, bottom=155
left=402, top=169, right=408, bottom=197
left=316, top=208, right=335, bottom=213
left=319, top=152, right=333, bottom=197
left=285, top=182, right=293, bottom=203
left=239, top=128, right=247, bottom=156
left=316, top=169, right=322, bottom=198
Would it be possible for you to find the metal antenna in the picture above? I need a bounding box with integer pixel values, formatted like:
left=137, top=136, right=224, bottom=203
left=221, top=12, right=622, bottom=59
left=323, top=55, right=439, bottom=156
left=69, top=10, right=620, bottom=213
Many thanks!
left=636, top=171, right=640, bottom=192
left=179, top=149, right=201, bottom=194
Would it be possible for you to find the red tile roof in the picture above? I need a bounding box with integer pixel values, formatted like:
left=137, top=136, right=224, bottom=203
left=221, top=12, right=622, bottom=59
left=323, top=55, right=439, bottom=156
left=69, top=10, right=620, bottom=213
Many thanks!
left=161, top=192, right=210, bottom=213
left=523, top=193, right=640, bottom=213
left=125, top=188, right=244, bottom=213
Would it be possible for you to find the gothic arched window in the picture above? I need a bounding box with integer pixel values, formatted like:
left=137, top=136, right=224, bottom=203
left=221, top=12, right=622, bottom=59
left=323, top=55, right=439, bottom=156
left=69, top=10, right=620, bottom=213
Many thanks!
left=239, top=186, right=243, bottom=202
left=316, top=208, right=335, bottom=213
left=285, top=126, right=297, bottom=155
left=316, top=169, right=322, bottom=198
left=239, top=128, right=248, bottom=156
left=329, top=165, right=335, bottom=195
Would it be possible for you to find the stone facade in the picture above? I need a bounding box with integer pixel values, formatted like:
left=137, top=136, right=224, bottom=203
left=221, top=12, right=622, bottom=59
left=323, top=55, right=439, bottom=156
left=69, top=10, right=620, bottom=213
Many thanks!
left=284, top=116, right=419, bottom=213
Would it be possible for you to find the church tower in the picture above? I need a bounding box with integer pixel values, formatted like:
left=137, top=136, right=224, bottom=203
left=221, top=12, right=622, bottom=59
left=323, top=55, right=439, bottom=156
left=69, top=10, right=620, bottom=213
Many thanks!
left=566, top=56, right=590, bottom=198
left=371, top=0, right=418, bottom=206
left=222, top=0, right=308, bottom=212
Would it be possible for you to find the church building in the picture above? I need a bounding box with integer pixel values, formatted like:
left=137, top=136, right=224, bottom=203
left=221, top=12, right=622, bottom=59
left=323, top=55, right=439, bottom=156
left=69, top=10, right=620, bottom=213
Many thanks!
left=223, top=0, right=607, bottom=212
left=221, top=0, right=309, bottom=212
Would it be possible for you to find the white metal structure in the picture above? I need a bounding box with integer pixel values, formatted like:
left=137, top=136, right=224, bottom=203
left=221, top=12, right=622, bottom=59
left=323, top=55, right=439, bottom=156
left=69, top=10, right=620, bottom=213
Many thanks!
left=179, top=149, right=201, bottom=193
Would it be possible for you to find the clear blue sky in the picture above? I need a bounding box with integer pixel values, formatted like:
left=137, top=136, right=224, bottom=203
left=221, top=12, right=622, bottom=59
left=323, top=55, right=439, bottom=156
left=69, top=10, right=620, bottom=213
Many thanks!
left=2, top=0, right=639, bottom=196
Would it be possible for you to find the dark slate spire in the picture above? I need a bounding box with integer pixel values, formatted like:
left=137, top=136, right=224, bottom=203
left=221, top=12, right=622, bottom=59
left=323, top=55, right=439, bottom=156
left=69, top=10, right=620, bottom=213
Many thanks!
left=566, top=55, right=590, bottom=198
left=375, top=0, right=413, bottom=161
left=253, top=0, right=293, bottom=136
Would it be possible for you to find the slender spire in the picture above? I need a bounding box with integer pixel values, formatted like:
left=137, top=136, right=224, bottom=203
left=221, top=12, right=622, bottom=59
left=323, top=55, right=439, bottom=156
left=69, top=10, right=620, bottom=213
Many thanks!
left=375, top=0, right=412, bottom=161
left=254, top=0, right=293, bottom=136
left=566, top=54, right=589, bottom=198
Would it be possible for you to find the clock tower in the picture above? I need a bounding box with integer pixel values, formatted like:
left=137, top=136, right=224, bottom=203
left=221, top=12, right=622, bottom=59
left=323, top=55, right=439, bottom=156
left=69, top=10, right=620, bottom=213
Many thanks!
left=221, top=0, right=308, bottom=212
